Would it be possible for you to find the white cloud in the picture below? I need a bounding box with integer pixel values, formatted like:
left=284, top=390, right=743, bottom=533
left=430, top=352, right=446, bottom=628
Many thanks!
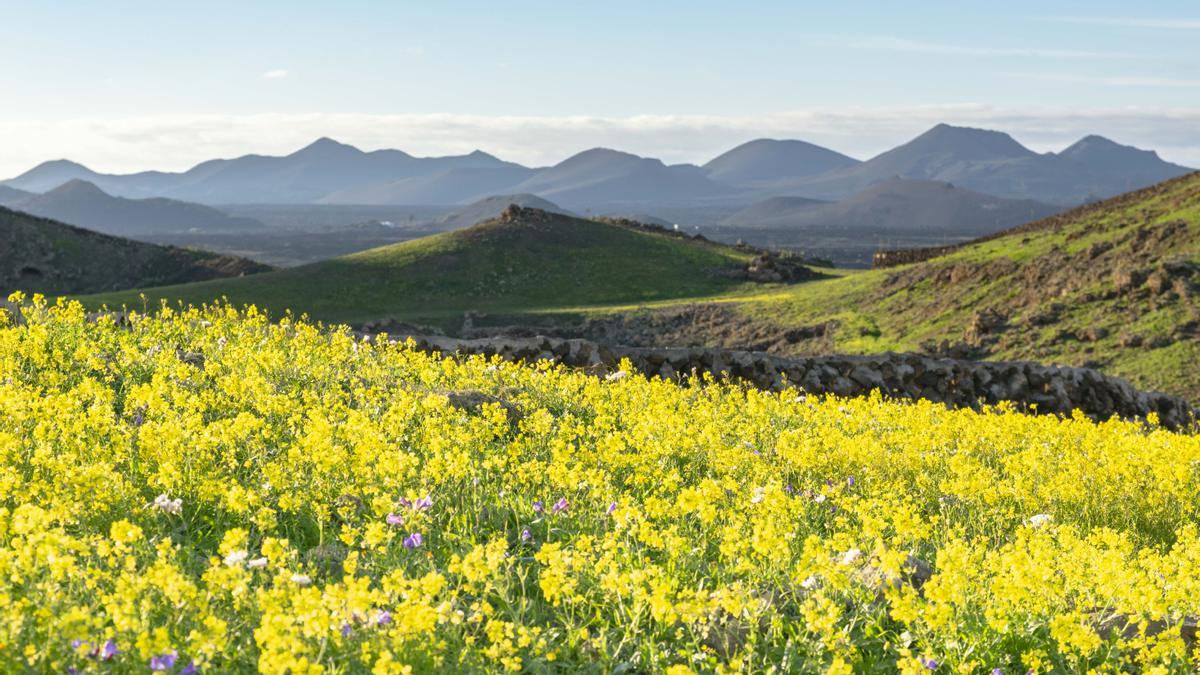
left=1047, top=16, right=1200, bottom=30
left=261, top=69, right=290, bottom=80
left=844, top=37, right=1140, bottom=59
left=0, top=107, right=1197, bottom=177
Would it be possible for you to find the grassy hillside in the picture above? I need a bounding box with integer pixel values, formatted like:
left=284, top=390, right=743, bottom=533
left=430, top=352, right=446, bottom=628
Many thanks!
left=87, top=207, right=761, bottom=324
left=739, top=172, right=1200, bottom=398
left=1, top=206, right=270, bottom=296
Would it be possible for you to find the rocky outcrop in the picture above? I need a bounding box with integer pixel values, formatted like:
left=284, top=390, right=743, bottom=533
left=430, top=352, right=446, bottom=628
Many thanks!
left=373, top=333, right=1195, bottom=429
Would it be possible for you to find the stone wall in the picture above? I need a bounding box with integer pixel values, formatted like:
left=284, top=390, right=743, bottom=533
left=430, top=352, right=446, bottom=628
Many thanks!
left=872, top=245, right=962, bottom=269
left=381, top=333, right=1195, bottom=429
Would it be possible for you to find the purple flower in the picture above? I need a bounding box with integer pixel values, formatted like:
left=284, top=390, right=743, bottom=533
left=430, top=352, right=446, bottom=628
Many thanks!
left=385, top=513, right=404, bottom=526
left=403, top=532, right=424, bottom=549
left=341, top=622, right=352, bottom=637
left=67, top=668, right=80, bottom=675
left=415, top=495, right=432, bottom=510
left=520, top=528, right=532, bottom=543
left=375, top=609, right=393, bottom=626
left=150, top=651, right=178, bottom=671
left=847, top=476, right=856, bottom=487
left=551, top=498, right=569, bottom=515
left=71, top=639, right=86, bottom=650
left=920, top=657, right=939, bottom=670
left=532, top=500, right=544, bottom=513
left=606, top=502, right=617, bottom=515
left=991, top=670, right=1005, bottom=675
left=181, top=662, right=198, bottom=675
left=398, top=497, right=413, bottom=509
left=100, top=640, right=119, bottom=661
left=784, top=484, right=795, bottom=495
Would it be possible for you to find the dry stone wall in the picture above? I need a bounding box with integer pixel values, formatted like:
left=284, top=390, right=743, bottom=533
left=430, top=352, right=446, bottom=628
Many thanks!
left=380, top=333, right=1195, bottom=429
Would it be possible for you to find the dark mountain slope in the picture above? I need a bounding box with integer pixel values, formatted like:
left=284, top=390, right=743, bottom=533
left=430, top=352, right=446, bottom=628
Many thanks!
left=0, top=206, right=270, bottom=296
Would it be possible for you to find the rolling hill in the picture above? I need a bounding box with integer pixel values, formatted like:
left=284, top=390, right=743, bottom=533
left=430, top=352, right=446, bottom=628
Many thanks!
left=737, top=171, right=1200, bottom=398
left=435, top=194, right=574, bottom=230
left=0, top=206, right=270, bottom=296
left=703, top=138, right=861, bottom=186
left=723, top=178, right=1061, bottom=235
left=494, top=148, right=741, bottom=207
left=782, top=124, right=1192, bottom=204
left=85, top=206, right=761, bottom=324
left=3, top=180, right=267, bottom=237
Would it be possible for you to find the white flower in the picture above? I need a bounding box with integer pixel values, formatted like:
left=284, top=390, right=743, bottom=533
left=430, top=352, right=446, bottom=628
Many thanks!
left=1026, top=513, right=1054, bottom=529
left=291, top=573, right=312, bottom=586
left=750, top=487, right=766, bottom=504
left=150, top=494, right=182, bottom=515
left=813, top=493, right=827, bottom=504
left=838, top=548, right=863, bottom=566
left=247, top=557, right=269, bottom=569
left=800, top=575, right=819, bottom=589
left=605, top=370, right=628, bottom=382
left=223, top=550, right=249, bottom=567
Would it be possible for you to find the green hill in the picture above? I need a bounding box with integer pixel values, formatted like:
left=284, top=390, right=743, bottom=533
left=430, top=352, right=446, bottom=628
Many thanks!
left=1, top=206, right=270, bottom=297
left=86, top=206, right=762, bottom=324
left=738, top=172, right=1200, bottom=398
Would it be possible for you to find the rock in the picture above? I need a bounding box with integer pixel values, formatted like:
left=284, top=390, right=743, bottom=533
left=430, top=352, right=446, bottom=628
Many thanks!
left=443, top=390, right=524, bottom=425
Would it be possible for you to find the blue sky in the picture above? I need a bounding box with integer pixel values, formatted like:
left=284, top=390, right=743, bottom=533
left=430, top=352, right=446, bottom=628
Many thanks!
left=1, top=0, right=1198, bottom=174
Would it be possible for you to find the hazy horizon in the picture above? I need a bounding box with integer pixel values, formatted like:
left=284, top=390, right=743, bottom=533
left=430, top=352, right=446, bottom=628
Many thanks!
left=2, top=1, right=1198, bottom=175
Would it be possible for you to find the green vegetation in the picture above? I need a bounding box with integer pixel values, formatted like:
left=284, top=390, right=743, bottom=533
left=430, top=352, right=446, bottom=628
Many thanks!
left=87, top=209, right=762, bottom=326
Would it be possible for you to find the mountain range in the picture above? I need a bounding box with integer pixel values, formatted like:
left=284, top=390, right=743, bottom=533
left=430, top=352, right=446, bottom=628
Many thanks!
left=4, top=125, right=1191, bottom=209
left=0, top=179, right=266, bottom=236
left=778, top=124, right=1193, bottom=205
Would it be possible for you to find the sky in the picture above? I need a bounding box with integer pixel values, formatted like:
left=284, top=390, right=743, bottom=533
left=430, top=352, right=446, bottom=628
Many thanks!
left=1, top=0, right=1198, bottom=175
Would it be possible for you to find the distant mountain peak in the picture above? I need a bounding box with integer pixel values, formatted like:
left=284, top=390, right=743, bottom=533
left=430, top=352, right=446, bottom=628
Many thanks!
left=907, top=123, right=1035, bottom=159
left=46, top=178, right=109, bottom=196
left=1060, top=135, right=1161, bottom=160
left=293, top=137, right=362, bottom=157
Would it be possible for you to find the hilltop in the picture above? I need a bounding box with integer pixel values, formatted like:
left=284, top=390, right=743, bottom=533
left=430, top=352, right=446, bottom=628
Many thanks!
left=85, top=207, right=780, bottom=324
left=702, top=138, right=860, bottom=186
left=0, top=206, right=270, bottom=296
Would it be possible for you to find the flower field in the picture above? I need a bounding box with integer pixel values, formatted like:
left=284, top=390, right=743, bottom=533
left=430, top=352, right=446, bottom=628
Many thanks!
left=2, top=295, right=1200, bottom=674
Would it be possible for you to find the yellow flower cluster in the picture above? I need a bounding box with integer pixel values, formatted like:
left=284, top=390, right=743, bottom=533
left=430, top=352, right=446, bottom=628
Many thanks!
left=1, top=294, right=1199, bottom=673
